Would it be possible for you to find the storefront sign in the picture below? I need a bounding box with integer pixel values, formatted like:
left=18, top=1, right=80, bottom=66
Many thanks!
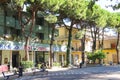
left=61, top=45, right=67, bottom=52
left=0, top=41, right=61, bottom=52
left=53, top=45, right=60, bottom=52
left=37, top=47, right=48, bottom=51
left=0, top=44, right=24, bottom=50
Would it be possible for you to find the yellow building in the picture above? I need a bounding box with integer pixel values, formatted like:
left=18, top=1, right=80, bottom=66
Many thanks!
left=96, top=36, right=119, bottom=65
left=54, top=27, right=83, bottom=66
left=55, top=27, right=120, bottom=66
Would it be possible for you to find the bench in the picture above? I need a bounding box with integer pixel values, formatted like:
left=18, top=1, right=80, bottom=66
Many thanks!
left=2, top=72, right=19, bottom=80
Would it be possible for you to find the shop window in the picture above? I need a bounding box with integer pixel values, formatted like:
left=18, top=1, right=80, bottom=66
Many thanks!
left=5, top=27, right=21, bottom=37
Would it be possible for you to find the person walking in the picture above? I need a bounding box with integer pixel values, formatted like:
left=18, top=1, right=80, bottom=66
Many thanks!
left=79, top=60, right=82, bottom=68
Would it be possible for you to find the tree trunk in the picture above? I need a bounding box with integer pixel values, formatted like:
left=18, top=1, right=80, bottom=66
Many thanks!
left=90, top=26, right=97, bottom=52
left=49, top=24, right=55, bottom=68
left=19, top=8, right=36, bottom=61
left=24, top=36, right=30, bottom=61
left=116, top=32, right=120, bottom=64
left=81, top=35, right=86, bottom=66
left=101, top=28, right=105, bottom=49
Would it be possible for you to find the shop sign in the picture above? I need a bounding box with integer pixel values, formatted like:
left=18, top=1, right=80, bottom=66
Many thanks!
left=24, top=45, right=32, bottom=50
left=0, top=44, right=12, bottom=50
left=37, top=47, right=50, bottom=51
left=61, top=45, right=67, bottom=52
left=53, top=45, right=60, bottom=52
left=0, top=41, right=24, bottom=50
left=37, top=47, right=47, bottom=51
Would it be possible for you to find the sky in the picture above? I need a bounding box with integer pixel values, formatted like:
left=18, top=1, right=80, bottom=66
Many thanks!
left=96, top=0, right=119, bottom=36
left=96, top=0, right=120, bottom=12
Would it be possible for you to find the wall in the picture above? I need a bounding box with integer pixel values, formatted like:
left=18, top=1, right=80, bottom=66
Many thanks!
left=2, top=50, right=11, bottom=64
left=103, top=49, right=116, bottom=64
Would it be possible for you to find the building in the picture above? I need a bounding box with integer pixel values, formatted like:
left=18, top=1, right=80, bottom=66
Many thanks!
left=97, top=36, right=120, bottom=65
left=54, top=27, right=84, bottom=66
left=0, top=7, right=59, bottom=70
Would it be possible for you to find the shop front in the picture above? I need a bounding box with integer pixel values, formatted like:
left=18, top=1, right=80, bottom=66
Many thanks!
left=0, top=41, right=51, bottom=69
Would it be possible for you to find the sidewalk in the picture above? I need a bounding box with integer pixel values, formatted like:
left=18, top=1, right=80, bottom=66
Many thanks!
left=47, top=66, right=75, bottom=72
left=0, top=66, right=76, bottom=80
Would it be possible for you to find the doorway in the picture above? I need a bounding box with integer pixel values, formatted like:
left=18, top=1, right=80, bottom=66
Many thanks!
left=12, top=51, right=19, bottom=68
left=35, top=51, right=45, bottom=64
left=59, top=54, right=65, bottom=66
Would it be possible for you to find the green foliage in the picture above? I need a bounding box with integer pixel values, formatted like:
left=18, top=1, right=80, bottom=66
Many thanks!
left=53, top=62, right=61, bottom=66
left=107, top=13, right=120, bottom=33
left=37, top=63, right=41, bottom=69
left=107, top=13, right=118, bottom=27
left=75, top=29, right=85, bottom=39
left=87, top=4, right=109, bottom=27
left=45, top=14, right=57, bottom=23
left=94, top=50, right=106, bottom=60
left=87, top=52, right=96, bottom=62
left=87, top=50, right=106, bottom=63
left=14, top=0, right=26, bottom=7
left=60, top=0, right=88, bottom=20
left=21, top=61, right=33, bottom=69
left=40, top=0, right=65, bottom=12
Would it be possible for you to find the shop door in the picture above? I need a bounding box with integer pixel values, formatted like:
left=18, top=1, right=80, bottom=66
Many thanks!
left=35, top=52, right=44, bottom=64
left=113, top=54, right=117, bottom=63
left=12, top=51, right=19, bottom=68
left=59, top=54, right=65, bottom=66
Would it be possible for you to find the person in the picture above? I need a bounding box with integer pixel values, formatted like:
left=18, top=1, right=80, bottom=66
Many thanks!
left=79, top=60, right=82, bottom=68
left=18, top=62, right=23, bottom=77
left=40, top=62, right=46, bottom=72
left=7, top=62, right=10, bottom=71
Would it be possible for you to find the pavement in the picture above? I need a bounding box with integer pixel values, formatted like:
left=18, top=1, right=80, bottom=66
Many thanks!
left=0, top=66, right=76, bottom=80
left=1, top=65, right=120, bottom=80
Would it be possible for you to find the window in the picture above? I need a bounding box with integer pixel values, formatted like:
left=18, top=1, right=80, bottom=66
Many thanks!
left=36, top=17, right=44, bottom=26
left=10, top=28, right=21, bottom=36
left=111, top=43, right=116, bottom=49
left=37, top=33, right=44, bottom=40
